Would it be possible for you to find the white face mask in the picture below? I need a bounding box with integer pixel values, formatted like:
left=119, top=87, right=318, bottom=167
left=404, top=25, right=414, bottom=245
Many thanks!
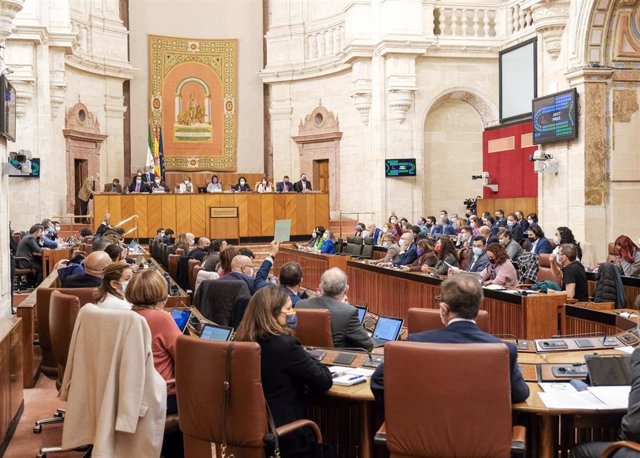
left=155, top=179, right=161, bottom=184
left=472, top=247, right=483, bottom=256
left=240, top=180, right=246, bottom=185
left=184, top=180, right=189, bottom=185
left=553, top=235, right=561, bottom=245
left=120, top=280, right=129, bottom=293
left=188, top=239, right=195, bottom=246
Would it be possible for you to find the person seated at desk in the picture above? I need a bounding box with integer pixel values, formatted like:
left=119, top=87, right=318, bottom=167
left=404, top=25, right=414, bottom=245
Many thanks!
left=206, top=174, right=222, bottom=193
left=572, top=347, right=640, bottom=458
left=455, top=225, right=473, bottom=250
left=469, top=216, right=482, bottom=237
left=255, top=176, right=273, bottom=193
left=128, top=175, right=150, bottom=193
left=219, top=254, right=256, bottom=293
left=354, top=222, right=367, bottom=239
left=307, top=226, right=325, bottom=251
left=177, top=177, right=193, bottom=193
left=154, top=228, right=165, bottom=241
left=368, top=223, right=382, bottom=245
left=202, top=239, right=226, bottom=271
left=217, top=245, right=240, bottom=277
left=553, top=226, right=582, bottom=260
left=162, top=228, right=175, bottom=245
left=370, top=274, right=530, bottom=405
left=40, top=219, right=59, bottom=249
left=440, top=216, right=456, bottom=237
left=463, top=236, right=490, bottom=273
left=232, top=176, right=251, bottom=192
left=479, top=224, right=498, bottom=245
left=615, top=235, right=640, bottom=278
left=104, top=243, right=128, bottom=263
left=16, top=224, right=44, bottom=284
left=61, top=251, right=111, bottom=288
left=515, top=210, right=529, bottom=233
left=149, top=176, right=169, bottom=193
left=91, top=262, right=132, bottom=310
left=297, top=267, right=374, bottom=351
left=275, top=175, right=294, bottom=193
left=174, top=232, right=194, bottom=254
left=477, top=243, right=518, bottom=288
left=142, top=166, right=155, bottom=185
left=127, top=269, right=180, bottom=415
left=319, top=229, right=336, bottom=254
left=550, top=243, right=588, bottom=301
left=400, top=239, right=437, bottom=271
left=370, top=234, right=401, bottom=265
left=293, top=173, right=312, bottom=193
left=433, top=236, right=458, bottom=275
left=235, top=286, right=333, bottom=457
left=103, top=178, right=123, bottom=193
left=498, top=227, right=523, bottom=262
left=393, top=232, right=418, bottom=266
left=506, top=212, right=524, bottom=243
left=188, top=237, right=210, bottom=262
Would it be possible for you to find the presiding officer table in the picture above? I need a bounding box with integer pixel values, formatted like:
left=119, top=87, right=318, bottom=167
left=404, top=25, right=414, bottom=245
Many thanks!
left=92, top=192, right=330, bottom=240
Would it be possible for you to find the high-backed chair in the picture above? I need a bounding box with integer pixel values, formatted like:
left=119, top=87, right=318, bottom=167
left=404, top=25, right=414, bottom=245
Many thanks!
left=361, top=237, right=374, bottom=259
left=536, top=253, right=561, bottom=283
left=168, top=254, right=180, bottom=281
left=335, top=238, right=344, bottom=254
left=606, top=242, right=620, bottom=263
left=295, top=309, right=333, bottom=347
left=344, top=236, right=363, bottom=256
left=176, top=337, right=323, bottom=458
left=378, top=342, right=525, bottom=457
left=407, top=307, right=490, bottom=334
left=191, top=264, right=204, bottom=292
left=187, top=259, right=201, bottom=292
left=193, top=279, right=251, bottom=328
left=36, top=287, right=97, bottom=379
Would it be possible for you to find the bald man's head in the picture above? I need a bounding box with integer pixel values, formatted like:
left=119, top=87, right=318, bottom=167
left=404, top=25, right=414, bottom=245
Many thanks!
left=84, top=251, right=112, bottom=278
left=230, top=255, right=254, bottom=276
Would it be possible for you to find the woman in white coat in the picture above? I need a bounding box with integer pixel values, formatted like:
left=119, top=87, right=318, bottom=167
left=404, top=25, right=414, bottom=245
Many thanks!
left=92, top=262, right=133, bottom=310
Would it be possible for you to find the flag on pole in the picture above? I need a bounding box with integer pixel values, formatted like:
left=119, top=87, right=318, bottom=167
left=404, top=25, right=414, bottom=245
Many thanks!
left=146, top=123, right=155, bottom=170
left=158, top=126, right=165, bottom=181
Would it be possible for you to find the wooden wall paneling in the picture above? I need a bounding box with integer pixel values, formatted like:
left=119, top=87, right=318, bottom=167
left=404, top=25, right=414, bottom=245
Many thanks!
left=476, top=197, right=538, bottom=218
left=274, top=194, right=287, bottom=221
left=93, top=196, right=109, bottom=231
left=522, top=294, right=565, bottom=339
left=315, top=193, right=330, bottom=229
left=146, top=196, right=163, bottom=238
left=107, top=195, right=122, bottom=227
left=566, top=317, right=619, bottom=337
left=284, top=194, right=297, bottom=235
left=293, top=194, right=307, bottom=235
left=205, top=194, right=221, bottom=238
left=175, top=195, right=192, bottom=235
left=190, top=194, right=206, bottom=237
left=305, top=195, right=316, bottom=235
left=481, top=298, right=524, bottom=338
left=133, top=195, right=148, bottom=239
left=9, top=320, right=23, bottom=422
left=161, top=195, right=177, bottom=232
left=246, top=194, right=262, bottom=237
left=234, top=194, right=249, bottom=237
left=261, top=194, right=274, bottom=237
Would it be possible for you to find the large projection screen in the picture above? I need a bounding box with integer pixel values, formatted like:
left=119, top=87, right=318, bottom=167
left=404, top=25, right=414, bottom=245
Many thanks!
left=500, top=39, right=537, bottom=122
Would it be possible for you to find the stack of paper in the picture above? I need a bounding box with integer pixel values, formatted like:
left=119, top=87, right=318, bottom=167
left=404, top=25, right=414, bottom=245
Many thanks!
left=329, top=366, right=375, bottom=386
left=539, top=386, right=631, bottom=410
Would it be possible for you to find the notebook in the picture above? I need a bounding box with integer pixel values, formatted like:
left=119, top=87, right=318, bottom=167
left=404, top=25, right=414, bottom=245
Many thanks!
left=371, top=315, right=403, bottom=348
left=354, top=305, right=367, bottom=325
left=170, top=309, right=192, bottom=334
left=200, top=323, right=234, bottom=342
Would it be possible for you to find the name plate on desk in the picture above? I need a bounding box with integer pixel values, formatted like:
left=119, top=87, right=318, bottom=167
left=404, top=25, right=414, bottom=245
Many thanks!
left=210, top=207, right=238, bottom=218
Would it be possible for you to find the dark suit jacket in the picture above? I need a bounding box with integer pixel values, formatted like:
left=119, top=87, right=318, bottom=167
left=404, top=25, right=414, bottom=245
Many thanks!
left=509, top=224, right=524, bottom=243
left=296, top=296, right=374, bottom=351
left=293, top=179, right=312, bottom=192
left=128, top=181, right=150, bottom=193
left=188, top=248, right=208, bottom=262
left=467, top=251, right=490, bottom=273
left=231, top=183, right=251, bottom=192
left=16, top=234, right=43, bottom=269
left=103, top=183, right=123, bottom=193
left=533, top=237, right=553, bottom=255
left=621, top=348, right=640, bottom=440
left=61, top=274, right=102, bottom=288
left=220, top=271, right=255, bottom=294
left=370, top=320, right=530, bottom=405
left=143, top=172, right=155, bottom=184
left=258, top=335, right=332, bottom=455
left=276, top=181, right=294, bottom=192
left=394, top=243, right=418, bottom=266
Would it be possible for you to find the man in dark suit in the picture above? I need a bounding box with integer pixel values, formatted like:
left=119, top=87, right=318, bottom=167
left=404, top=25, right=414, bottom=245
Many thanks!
left=142, top=166, right=155, bottom=186
left=16, top=224, right=44, bottom=284
left=370, top=274, right=529, bottom=405
left=394, top=232, right=418, bottom=266
left=297, top=267, right=374, bottom=351
left=188, top=237, right=210, bottom=262
left=254, top=241, right=305, bottom=306
left=275, top=175, right=294, bottom=193
left=61, top=251, right=111, bottom=288
left=103, top=179, right=123, bottom=193
left=506, top=212, right=524, bottom=243
left=466, top=236, right=490, bottom=273
left=572, top=347, right=640, bottom=457
left=128, top=175, right=150, bottom=193
left=494, top=209, right=508, bottom=228
left=293, top=173, right=312, bottom=192
left=219, top=255, right=255, bottom=293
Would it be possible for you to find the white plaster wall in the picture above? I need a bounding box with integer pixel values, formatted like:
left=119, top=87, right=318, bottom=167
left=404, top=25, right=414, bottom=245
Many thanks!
left=129, top=0, right=264, bottom=174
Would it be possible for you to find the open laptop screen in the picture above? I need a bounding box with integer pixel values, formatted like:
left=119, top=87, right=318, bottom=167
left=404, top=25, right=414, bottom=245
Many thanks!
left=372, top=316, right=403, bottom=342
left=170, top=309, right=192, bottom=333
left=200, top=323, right=233, bottom=342
left=354, top=306, right=367, bottom=324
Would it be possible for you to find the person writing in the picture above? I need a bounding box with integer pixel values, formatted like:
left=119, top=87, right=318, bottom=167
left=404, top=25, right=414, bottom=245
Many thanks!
left=549, top=243, right=588, bottom=301
left=477, top=243, right=518, bottom=287
left=235, top=286, right=333, bottom=457
left=178, top=177, right=193, bottom=193
left=614, top=235, right=640, bottom=278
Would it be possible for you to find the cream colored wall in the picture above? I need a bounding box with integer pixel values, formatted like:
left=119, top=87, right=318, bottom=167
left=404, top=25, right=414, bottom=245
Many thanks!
left=128, top=0, right=264, bottom=174
left=423, top=101, right=483, bottom=216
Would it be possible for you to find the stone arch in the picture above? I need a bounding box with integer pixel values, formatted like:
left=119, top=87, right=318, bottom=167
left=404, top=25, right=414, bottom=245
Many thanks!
left=422, top=87, right=498, bottom=128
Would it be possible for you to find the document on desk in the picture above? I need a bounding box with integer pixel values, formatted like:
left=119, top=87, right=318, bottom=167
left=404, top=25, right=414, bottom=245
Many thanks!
left=587, top=386, right=631, bottom=409
left=539, top=386, right=630, bottom=410
left=328, top=366, right=375, bottom=386
left=538, top=382, right=577, bottom=393
left=615, top=346, right=635, bottom=354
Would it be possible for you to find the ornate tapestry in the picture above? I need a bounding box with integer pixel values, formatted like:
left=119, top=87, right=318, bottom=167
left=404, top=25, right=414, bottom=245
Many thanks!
left=149, top=35, right=237, bottom=171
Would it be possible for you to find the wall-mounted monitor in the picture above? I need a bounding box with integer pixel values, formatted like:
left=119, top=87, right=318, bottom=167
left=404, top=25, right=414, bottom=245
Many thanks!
left=532, top=89, right=578, bottom=144
left=0, top=75, right=16, bottom=141
left=499, top=39, right=537, bottom=123
left=8, top=157, right=40, bottom=178
left=385, top=159, right=416, bottom=177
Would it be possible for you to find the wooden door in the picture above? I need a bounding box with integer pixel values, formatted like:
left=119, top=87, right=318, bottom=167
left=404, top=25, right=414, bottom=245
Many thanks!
left=74, top=159, right=88, bottom=215
left=313, top=159, right=329, bottom=193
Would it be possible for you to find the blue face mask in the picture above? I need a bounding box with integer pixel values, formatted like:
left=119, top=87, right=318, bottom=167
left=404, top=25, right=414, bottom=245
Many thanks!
left=285, top=313, right=297, bottom=329
left=416, top=248, right=424, bottom=256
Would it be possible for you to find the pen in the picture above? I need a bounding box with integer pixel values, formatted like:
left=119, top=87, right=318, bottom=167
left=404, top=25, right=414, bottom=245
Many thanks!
left=347, top=375, right=363, bottom=381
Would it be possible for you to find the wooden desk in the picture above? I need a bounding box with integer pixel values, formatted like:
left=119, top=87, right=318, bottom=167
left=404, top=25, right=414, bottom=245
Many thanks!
left=346, top=260, right=567, bottom=339
left=93, top=192, right=330, bottom=239
left=42, top=248, right=72, bottom=277
left=273, top=247, right=350, bottom=291
left=0, top=317, right=23, bottom=456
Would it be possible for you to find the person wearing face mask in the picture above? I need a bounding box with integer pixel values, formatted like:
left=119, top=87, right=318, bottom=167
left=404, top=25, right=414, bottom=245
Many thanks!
left=128, top=174, right=150, bottom=193
left=388, top=215, right=403, bottom=241
left=104, top=178, right=123, bottom=193
left=320, top=229, right=336, bottom=254
left=276, top=175, right=294, bottom=192
left=497, top=228, right=523, bottom=261
left=206, top=174, right=223, bottom=193
left=394, top=232, right=418, bottom=266
left=515, top=210, right=529, bottom=232
left=441, top=216, right=456, bottom=237
left=92, top=262, right=133, bottom=310
left=142, top=166, right=155, bottom=185
left=455, top=225, right=473, bottom=250
left=293, top=173, right=313, bottom=192
left=400, top=239, right=437, bottom=272
left=255, top=176, right=273, bottom=193
left=219, top=254, right=257, bottom=293
left=178, top=177, right=193, bottom=193
left=235, top=286, right=334, bottom=457
left=354, top=222, right=366, bottom=238
left=307, top=226, right=325, bottom=250
left=370, top=234, right=401, bottom=265
left=476, top=243, right=518, bottom=287
left=552, top=226, right=583, bottom=261
left=506, top=212, right=524, bottom=243
left=527, top=225, right=552, bottom=255
left=526, top=212, right=539, bottom=231
left=451, top=236, right=489, bottom=274
left=433, top=236, right=459, bottom=275
left=494, top=209, right=507, bottom=228
left=370, top=275, right=529, bottom=406
left=150, top=175, right=168, bottom=193
left=367, top=223, right=382, bottom=245
left=549, top=244, right=588, bottom=301
left=232, top=176, right=251, bottom=192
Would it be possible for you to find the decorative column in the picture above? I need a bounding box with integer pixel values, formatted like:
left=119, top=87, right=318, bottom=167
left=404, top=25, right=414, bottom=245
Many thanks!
left=350, top=58, right=372, bottom=126
left=530, top=0, right=570, bottom=60
left=384, top=54, right=418, bottom=123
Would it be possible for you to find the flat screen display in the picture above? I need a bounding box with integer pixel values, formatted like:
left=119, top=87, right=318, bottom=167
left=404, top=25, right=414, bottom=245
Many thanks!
left=500, top=39, right=537, bottom=122
left=8, top=157, right=39, bottom=178
left=385, top=159, right=416, bottom=177
left=532, top=89, right=578, bottom=144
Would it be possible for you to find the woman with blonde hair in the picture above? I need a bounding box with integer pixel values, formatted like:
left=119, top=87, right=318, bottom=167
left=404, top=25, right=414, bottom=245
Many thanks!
left=126, top=269, right=180, bottom=414
left=92, top=262, right=132, bottom=310
left=235, top=285, right=332, bottom=457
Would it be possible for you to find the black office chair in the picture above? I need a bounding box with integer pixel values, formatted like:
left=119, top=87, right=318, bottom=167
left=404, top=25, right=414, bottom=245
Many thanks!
left=360, top=237, right=374, bottom=259
left=344, top=236, right=363, bottom=256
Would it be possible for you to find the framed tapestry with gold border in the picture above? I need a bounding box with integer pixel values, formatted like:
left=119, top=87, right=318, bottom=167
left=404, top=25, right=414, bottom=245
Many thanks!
left=149, top=35, right=237, bottom=171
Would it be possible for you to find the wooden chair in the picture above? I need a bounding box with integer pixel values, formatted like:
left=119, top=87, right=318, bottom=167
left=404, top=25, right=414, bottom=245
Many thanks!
left=407, top=307, right=490, bottom=334
left=295, top=309, right=333, bottom=347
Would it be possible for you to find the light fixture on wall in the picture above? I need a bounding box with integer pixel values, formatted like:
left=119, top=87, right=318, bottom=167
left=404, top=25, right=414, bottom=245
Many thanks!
left=529, top=150, right=559, bottom=174
left=472, top=171, right=499, bottom=193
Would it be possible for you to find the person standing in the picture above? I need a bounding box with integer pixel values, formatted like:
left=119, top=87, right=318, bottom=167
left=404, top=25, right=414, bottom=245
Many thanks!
left=78, top=173, right=99, bottom=221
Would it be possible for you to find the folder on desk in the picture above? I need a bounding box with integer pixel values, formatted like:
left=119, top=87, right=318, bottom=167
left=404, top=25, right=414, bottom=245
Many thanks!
left=274, top=219, right=291, bottom=242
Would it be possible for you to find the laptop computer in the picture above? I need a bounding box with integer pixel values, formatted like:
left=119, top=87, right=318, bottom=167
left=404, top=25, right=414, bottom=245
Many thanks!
left=371, top=315, right=403, bottom=348
left=200, top=323, right=234, bottom=342
left=354, top=305, right=367, bottom=325
left=170, top=309, right=192, bottom=334
left=586, top=355, right=632, bottom=386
